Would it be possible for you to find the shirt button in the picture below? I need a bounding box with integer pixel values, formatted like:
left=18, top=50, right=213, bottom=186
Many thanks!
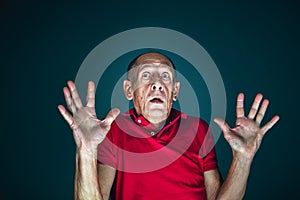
left=137, top=119, right=141, bottom=123
left=150, top=131, right=155, bottom=136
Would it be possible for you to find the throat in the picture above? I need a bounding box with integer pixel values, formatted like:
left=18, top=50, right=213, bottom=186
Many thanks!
left=151, top=120, right=166, bottom=132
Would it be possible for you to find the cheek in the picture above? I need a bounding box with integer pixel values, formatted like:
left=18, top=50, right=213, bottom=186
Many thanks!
left=134, top=88, right=147, bottom=104
left=165, top=87, right=174, bottom=100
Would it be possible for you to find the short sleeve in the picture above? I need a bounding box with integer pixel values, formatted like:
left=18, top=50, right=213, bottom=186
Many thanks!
left=97, top=122, right=117, bottom=168
left=203, top=146, right=218, bottom=172
left=198, top=120, right=218, bottom=172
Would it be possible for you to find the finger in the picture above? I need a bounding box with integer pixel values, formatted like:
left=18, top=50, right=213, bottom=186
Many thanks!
left=248, top=93, right=263, bottom=119
left=255, top=99, right=269, bottom=124
left=102, top=108, right=120, bottom=127
left=261, top=115, right=280, bottom=135
left=214, top=118, right=231, bottom=134
left=236, top=93, right=245, bottom=118
left=86, top=81, right=95, bottom=108
left=58, top=105, right=74, bottom=127
left=63, top=87, right=76, bottom=113
left=67, top=81, right=83, bottom=109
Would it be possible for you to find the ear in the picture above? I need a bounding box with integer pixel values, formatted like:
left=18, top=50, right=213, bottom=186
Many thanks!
left=173, top=81, right=180, bottom=101
left=123, top=80, right=133, bottom=100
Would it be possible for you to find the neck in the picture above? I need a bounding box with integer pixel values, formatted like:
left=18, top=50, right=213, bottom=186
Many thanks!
left=151, top=120, right=166, bottom=131
left=133, top=108, right=170, bottom=131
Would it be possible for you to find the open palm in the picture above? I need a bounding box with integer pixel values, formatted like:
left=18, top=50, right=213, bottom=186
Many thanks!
left=214, top=93, right=279, bottom=159
left=58, top=81, right=120, bottom=156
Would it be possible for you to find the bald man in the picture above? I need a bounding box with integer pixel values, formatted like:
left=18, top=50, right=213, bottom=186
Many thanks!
left=58, top=52, right=279, bottom=200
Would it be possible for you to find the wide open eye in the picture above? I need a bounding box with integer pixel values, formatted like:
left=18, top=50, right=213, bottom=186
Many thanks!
left=142, top=72, right=151, bottom=79
left=161, top=72, right=170, bottom=80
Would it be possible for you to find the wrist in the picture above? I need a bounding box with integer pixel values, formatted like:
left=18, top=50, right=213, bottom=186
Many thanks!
left=232, top=151, right=254, bottom=165
left=76, top=146, right=98, bottom=160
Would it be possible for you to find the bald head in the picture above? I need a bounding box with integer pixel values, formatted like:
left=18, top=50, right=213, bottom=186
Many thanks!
left=127, top=52, right=176, bottom=81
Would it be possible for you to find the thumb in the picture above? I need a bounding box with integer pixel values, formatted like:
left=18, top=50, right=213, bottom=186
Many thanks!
left=214, top=118, right=231, bottom=134
left=103, top=108, right=120, bottom=126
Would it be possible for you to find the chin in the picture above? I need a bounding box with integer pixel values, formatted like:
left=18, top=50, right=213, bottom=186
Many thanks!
left=149, top=110, right=166, bottom=117
left=146, top=109, right=168, bottom=123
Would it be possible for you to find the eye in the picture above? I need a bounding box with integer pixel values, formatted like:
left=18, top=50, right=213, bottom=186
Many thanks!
left=161, top=72, right=170, bottom=79
left=142, top=72, right=150, bottom=79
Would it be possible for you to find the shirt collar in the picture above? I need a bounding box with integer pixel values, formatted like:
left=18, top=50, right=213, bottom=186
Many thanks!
left=124, top=108, right=187, bottom=128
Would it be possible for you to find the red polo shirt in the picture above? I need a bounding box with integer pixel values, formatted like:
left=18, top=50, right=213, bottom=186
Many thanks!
left=98, top=108, right=218, bottom=200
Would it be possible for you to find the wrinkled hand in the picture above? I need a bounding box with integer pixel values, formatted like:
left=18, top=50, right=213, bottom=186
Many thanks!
left=58, top=81, right=120, bottom=156
left=214, top=93, right=279, bottom=160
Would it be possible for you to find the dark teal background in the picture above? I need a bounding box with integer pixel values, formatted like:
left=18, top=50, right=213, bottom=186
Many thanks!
left=1, top=0, right=299, bottom=199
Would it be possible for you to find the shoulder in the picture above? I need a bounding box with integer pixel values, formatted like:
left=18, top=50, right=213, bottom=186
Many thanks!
left=181, top=112, right=210, bottom=133
left=180, top=114, right=213, bottom=148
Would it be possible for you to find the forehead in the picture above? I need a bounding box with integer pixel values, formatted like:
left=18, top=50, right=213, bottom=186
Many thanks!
left=135, top=53, right=173, bottom=67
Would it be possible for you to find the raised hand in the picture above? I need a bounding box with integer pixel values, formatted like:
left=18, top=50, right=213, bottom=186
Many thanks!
left=214, top=93, right=279, bottom=160
left=58, top=81, right=120, bottom=156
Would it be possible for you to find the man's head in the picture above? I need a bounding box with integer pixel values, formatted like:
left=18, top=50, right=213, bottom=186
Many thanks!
left=123, top=52, right=180, bottom=129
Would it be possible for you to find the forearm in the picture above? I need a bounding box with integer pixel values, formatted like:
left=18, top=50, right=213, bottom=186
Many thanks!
left=216, top=155, right=252, bottom=200
left=75, top=149, right=102, bottom=200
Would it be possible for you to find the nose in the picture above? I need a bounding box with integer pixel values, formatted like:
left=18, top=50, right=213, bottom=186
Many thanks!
left=151, top=81, right=164, bottom=92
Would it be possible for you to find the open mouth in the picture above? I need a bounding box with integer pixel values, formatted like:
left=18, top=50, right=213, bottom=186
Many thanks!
left=150, top=97, right=164, bottom=104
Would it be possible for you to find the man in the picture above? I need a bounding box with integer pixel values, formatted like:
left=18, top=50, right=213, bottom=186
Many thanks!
left=58, top=52, right=279, bottom=200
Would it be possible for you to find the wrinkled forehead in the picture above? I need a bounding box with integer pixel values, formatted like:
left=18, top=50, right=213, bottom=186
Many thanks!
left=127, top=52, right=177, bottom=81
left=135, top=53, right=174, bottom=67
